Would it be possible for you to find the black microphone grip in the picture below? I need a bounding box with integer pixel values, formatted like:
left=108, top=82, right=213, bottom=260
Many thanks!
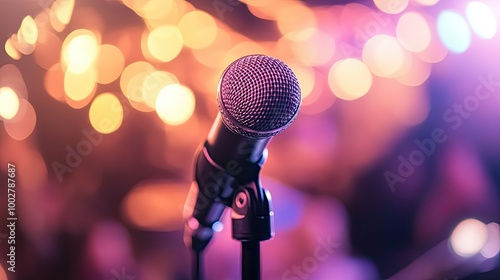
left=184, top=116, right=268, bottom=252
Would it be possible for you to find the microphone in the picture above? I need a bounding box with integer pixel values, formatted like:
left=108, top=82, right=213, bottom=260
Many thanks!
left=183, top=54, right=301, bottom=252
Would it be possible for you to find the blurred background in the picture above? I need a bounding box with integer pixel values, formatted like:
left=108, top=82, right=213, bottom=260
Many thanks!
left=1, top=0, right=500, bottom=279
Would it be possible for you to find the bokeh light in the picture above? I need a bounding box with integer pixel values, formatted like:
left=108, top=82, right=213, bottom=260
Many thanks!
left=328, top=58, right=372, bottom=101
left=396, top=55, right=432, bottom=87
left=450, top=218, right=488, bottom=257
left=34, top=29, right=62, bottom=70
left=49, top=0, right=74, bottom=32
left=224, top=40, right=267, bottom=67
left=0, top=87, right=20, bottom=120
left=120, top=61, right=155, bottom=103
left=412, top=0, right=440, bottom=6
left=277, top=3, right=316, bottom=41
left=146, top=25, right=183, bottom=62
left=95, top=44, right=125, bottom=84
left=55, top=0, right=75, bottom=25
left=437, top=11, right=471, bottom=53
left=155, top=84, right=195, bottom=125
left=481, top=223, right=500, bottom=259
left=5, top=38, right=21, bottom=60
left=142, top=71, right=179, bottom=109
left=291, top=30, right=335, bottom=66
left=247, top=0, right=284, bottom=20
left=466, top=1, right=497, bottom=39
left=396, top=12, right=432, bottom=53
left=3, top=99, right=37, bottom=141
left=0, top=64, right=28, bottom=100
left=89, top=93, right=123, bottom=134
left=415, top=31, right=448, bottom=64
left=192, top=27, right=232, bottom=69
left=65, top=88, right=96, bottom=109
left=45, top=63, right=66, bottom=102
left=10, top=33, right=35, bottom=55
left=362, top=35, right=407, bottom=77
left=178, top=11, right=217, bottom=49
left=62, top=29, right=99, bottom=74
left=130, top=0, right=177, bottom=21
left=18, top=15, right=38, bottom=45
left=287, top=63, right=315, bottom=100
left=64, top=68, right=96, bottom=101
left=123, top=181, right=188, bottom=231
left=373, top=0, right=409, bottom=14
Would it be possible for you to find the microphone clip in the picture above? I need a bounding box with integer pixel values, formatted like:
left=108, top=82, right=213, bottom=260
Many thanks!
left=231, top=181, right=274, bottom=242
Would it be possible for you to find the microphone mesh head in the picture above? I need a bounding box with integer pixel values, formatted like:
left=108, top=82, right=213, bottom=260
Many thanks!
left=218, top=54, right=301, bottom=139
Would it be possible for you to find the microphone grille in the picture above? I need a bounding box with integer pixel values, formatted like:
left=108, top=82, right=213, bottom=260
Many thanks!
left=218, top=54, right=301, bottom=139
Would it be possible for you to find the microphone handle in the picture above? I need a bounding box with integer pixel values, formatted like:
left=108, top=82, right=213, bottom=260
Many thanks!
left=206, top=115, right=270, bottom=166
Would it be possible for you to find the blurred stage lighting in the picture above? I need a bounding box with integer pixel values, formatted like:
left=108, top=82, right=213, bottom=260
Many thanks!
left=437, top=10, right=471, bottom=53
left=449, top=218, right=488, bottom=257
left=466, top=1, right=497, bottom=39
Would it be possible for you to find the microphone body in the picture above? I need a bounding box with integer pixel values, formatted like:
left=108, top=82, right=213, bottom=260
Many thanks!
left=184, top=116, right=269, bottom=251
left=183, top=54, right=301, bottom=252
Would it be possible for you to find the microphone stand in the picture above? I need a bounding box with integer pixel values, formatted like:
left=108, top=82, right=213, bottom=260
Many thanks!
left=188, top=150, right=274, bottom=280
left=231, top=183, right=273, bottom=280
left=231, top=156, right=274, bottom=280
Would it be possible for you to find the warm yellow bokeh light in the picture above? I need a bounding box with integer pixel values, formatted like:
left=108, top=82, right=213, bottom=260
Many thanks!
left=291, top=30, right=335, bottom=66
left=416, top=41, right=448, bottom=63
left=147, top=25, right=183, bottom=62
left=18, top=16, right=38, bottom=45
left=450, top=219, right=488, bottom=257
left=143, top=71, right=179, bottom=109
left=3, top=99, right=37, bottom=141
left=287, top=63, right=315, bottom=100
left=224, top=41, right=267, bottom=67
left=64, top=68, right=96, bottom=101
left=0, top=64, right=28, bottom=100
left=45, top=64, right=66, bottom=102
left=374, top=0, right=409, bottom=14
left=95, top=44, right=125, bottom=84
left=397, top=12, right=432, bottom=53
left=362, top=35, right=406, bottom=77
left=62, top=29, right=99, bottom=74
left=0, top=87, right=20, bottom=120
left=122, top=0, right=148, bottom=11
left=5, top=38, right=21, bottom=60
left=10, top=33, right=35, bottom=55
left=132, top=0, right=175, bottom=20
left=123, top=181, right=187, bottom=231
left=89, top=93, right=123, bottom=134
left=247, top=0, right=285, bottom=20
left=192, top=27, right=232, bottom=69
left=50, top=6, right=66, bottom=33
left=55, top=0, right=75, bottom=25
left=397, top=55, right=432, bottom=86
left=277, top=4, right=316, bottom=41
left=329, top=58, right=372, bottom=100
left=156, top=84, right=195, bottom=125
left=120, top=61, right=155, bottom=103
left=65, top=91, right=95, bottom=109
left=414, top=13, right=448, bottom=63
left=34, top=29, right=62, bottom=70
left=178, top=11, right=217, bottom=49
left=144, top=1, right=183, bottom=29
